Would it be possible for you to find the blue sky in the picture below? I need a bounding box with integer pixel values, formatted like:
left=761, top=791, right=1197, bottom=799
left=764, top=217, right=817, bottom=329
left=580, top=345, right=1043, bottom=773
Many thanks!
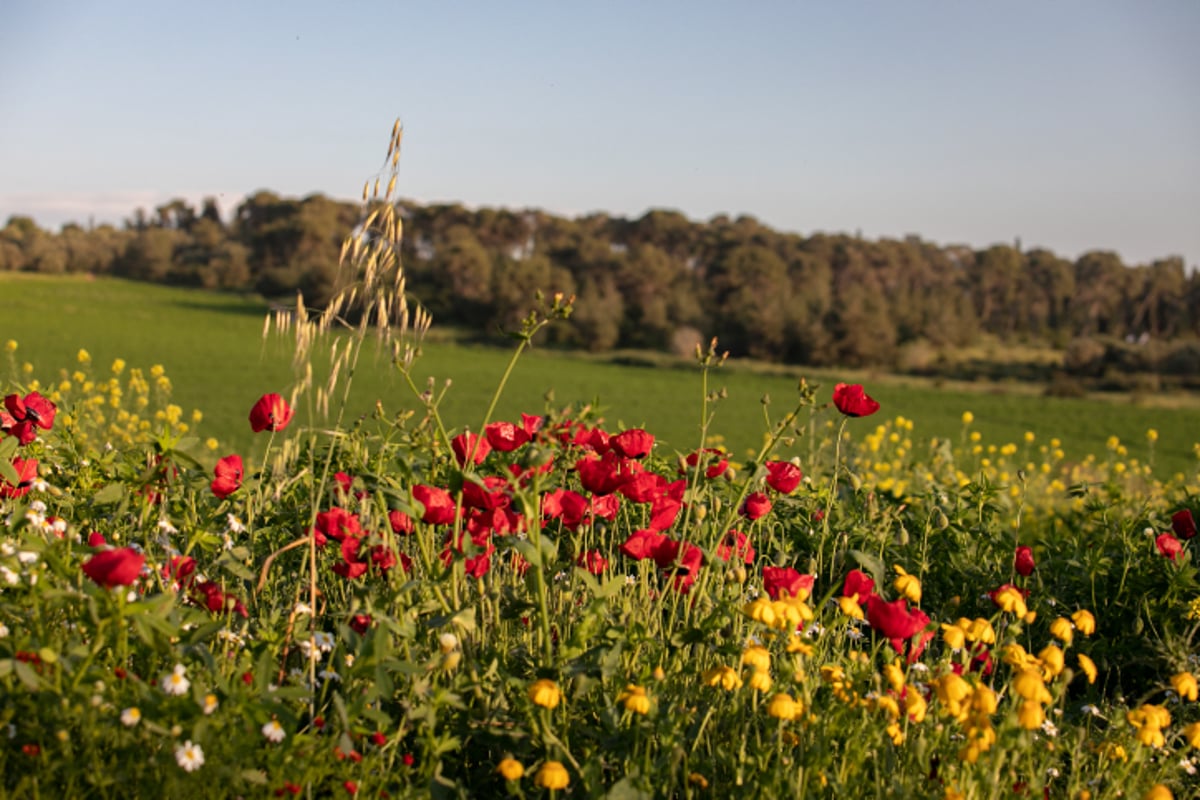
left=2, top=1, right=1197, bottom=266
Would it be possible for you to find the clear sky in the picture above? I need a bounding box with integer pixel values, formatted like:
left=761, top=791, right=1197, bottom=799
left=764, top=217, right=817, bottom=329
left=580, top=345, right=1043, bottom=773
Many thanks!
left=2, top=1, right=1197, bottom=266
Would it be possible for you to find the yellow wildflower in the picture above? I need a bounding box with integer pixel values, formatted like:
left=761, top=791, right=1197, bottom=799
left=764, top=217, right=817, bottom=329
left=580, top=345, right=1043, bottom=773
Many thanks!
left=1049, top=617, right=1074, bottom=644
left=1071, top=609, right=1096, bottom=636
left=1038, top=644, right=1065, bottom=679
left=1076, top=654, right=1097, bottom=684
left=1171, top=671, right=1198, bottom=702
left=534, top=760, right=569, bottom=790
left=1143, top=786, right=1172, bottom=800
left=528, top=679, right=561, bottom=709
left=893, top=565, right=921, bottom=603
left=747, top=669, right=772, bottom=693
left=497, top=758, right=524, bottom=781
left=618, top=684, right=651, bottom=715
left=767, top=693, right=801, bottom=721
left=1017, top=700, right=1045, bottom=730
left=703, top=666, right=742, bottom=692
left=1183, top=721, right=1200, bottom=749
left=741, top=645, right=771, bottom=672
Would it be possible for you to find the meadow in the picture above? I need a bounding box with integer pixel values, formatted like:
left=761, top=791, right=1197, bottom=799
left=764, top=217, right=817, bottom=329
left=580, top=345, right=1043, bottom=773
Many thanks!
left=2, top=273, right=1197, bottom=479
left=2, top=144, right=1200, bottom=797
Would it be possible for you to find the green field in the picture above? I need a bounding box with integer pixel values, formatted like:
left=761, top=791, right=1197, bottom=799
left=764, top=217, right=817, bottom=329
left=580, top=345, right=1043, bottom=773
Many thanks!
left=2, top=273, right=1198, bottom=477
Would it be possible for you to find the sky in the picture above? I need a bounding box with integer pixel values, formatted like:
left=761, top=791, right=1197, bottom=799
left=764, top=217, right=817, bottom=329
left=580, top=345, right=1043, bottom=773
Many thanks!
left=2, top=1, right=1198, bottom=267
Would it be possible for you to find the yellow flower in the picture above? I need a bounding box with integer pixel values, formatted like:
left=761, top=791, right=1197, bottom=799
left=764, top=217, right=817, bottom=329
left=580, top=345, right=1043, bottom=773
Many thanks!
left=993, top=586, right=1027, bottom=618
left=1049, top=617, right=1074, bottom=644
left=111, top=358, right=126, bottom=375
left=150, top=364, right=165, bottom=378
left=873, top=694, right=901, bottom=720
left=838, top=595, right=864, bottom=620
left=1146, top=429, right=1159, bottom=443
left=893, top=565, right=921, bottom=603
left=1076, top=654, right=1097, bottom=684
left=886, top=721, right=905, bottom=745
left=688, top=773, right=709, bottom=789
left=4, top=339, right=16, bottom=352
left=1024, top=431, right=1035, bottom=443
left=1013, top=670, right=1052, bottom=704
left=961, top=411, right=974, bottom=425
left=1037, top=644, right=1065, bottom=679
left=703, top=666, right=743, bottom=692
left=1143, top=786, right=1172, bottom=800
left=1017, top=699, right=1045, bottom=730
left=1135, top=724, right=1166, bottom=748
left=767, top=692, right=801, bottom=721
left=1183, top=721, right=1200, bottom=749
left=905, top=686, right=928, bottom=722
left=786, top=636, right=814, bottom=655
left=1071, top=609, right=1096, bottom=636
left=534, top=760, right=569, bottom=790
left=528, top=679, right=561, bottom=709
left=741, top=645, right=771, bottom=672
left=1098, top=741, right=1128, bottom=762
left=965, top=618, right=996, bottom=645
left=971, top=684, right=998, bottom=714
left=205, top=438, right=219, bottom=451
left=618, top=684, right=651, bottom=715
left=1171, top=671, right=1198, bottom=702
left=743, top=598, right=778, bottom=628
left=747, top=669, right=773, bottom=693
left=77, top=349, right=91, bottom=364
left=941, top=623, right=966, bottom=650
left=882, top=661, right=905, bottom=693
left=497, top=758, right=525, bottom=781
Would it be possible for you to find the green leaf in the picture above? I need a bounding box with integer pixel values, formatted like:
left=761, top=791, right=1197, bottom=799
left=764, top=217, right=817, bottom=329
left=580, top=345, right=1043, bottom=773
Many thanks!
left=848, top=549, right=886, bottom=589
left=91, top=483, right=125, bottom=505
left=0, top=434, right=17, bottom=462
left=14, top=659, right=40, bottom=690
left=0, top=456, right=18, bottom=487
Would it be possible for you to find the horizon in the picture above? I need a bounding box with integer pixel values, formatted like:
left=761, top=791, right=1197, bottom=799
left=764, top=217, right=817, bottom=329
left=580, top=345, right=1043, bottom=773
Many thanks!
left=2, top=1, right=1198, bottom=268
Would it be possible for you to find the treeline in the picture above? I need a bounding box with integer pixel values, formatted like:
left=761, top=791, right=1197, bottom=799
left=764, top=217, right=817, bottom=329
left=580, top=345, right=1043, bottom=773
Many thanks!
left=2, top=193, right=1198, bottom=374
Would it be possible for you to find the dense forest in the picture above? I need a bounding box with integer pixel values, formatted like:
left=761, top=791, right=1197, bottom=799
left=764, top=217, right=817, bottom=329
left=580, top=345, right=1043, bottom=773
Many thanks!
left=3, top=193, right=1198, bottom=384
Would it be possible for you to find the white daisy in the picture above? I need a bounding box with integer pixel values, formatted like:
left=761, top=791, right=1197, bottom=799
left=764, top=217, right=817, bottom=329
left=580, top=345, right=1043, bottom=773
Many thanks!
left=262, top=720, right=286, bottom=743
left=174, top=740, right=204, bottom=772
left=161, top=664, right=190, bottom=696
left=120, top=707, right=141, bottom=727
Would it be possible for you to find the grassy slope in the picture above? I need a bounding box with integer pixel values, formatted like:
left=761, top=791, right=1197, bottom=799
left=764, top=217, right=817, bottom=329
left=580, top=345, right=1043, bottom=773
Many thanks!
left=2, top=273, right=1198, bottom=477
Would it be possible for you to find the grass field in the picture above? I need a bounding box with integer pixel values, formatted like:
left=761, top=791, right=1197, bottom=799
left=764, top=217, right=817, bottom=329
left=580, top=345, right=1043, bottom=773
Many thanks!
left=2, top=273, right=1198, bottom=477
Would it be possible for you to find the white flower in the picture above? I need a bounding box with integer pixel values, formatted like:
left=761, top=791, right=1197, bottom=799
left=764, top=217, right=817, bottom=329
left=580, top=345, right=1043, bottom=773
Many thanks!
left=1181, top=758, right=1197, bottom=776
left=0, top=543, right=13, bottom=557
left=29, top=500, right=47, bottom=513
left=158, top=519, right=179, bottom=535
left=24, top=510, right=46, bottom=529
left=50, top=518, right=67, bottom=536
left=30, top=478, right=49, bottom=493
left=293, top=601, right=313, bottom=616
left=226, top=514, right=245, bottom=533
left=120, top=707, right=141, bottom=727
left=1040, top=720, right=1059, bottom=737
left=439, top=633, right=459, bottom=653
left=174, top=740, right=205, bottom=772
left=318, top=668, right=341, bottom=682
left=0, top=623, right=9, bottom=638
left=201, top=694, right=219, bottom=715
left=17, top=551, right=38, bottom=565
left=0, top=566, right=18, bottom=585
left=1081, top=704, right=1101, bottom=716
left=313, top=631, right=335, bottom=652
left=161, top=664, right=190, bottom=696
left=261, top=720, right=286, bottom=743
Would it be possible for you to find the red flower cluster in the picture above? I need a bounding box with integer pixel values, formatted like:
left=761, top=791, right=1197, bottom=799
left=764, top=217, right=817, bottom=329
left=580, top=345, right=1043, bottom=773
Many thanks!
left=82, top=547, right=145, bottom=588
left=165, top=555, right=248, bottom=617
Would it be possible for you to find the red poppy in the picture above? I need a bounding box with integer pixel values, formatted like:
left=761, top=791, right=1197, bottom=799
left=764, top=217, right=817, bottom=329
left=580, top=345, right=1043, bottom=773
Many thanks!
left=832, top=383, right=880, bottom=418
left=388, top=509, right=414, bottom=535
left=249, top=393, right=294, bottom=432
left=82, top=547, right=145, bottom=588
left=413, top=484, right=456, bottom=525
left=165, top=555, right=197, bottom=589
left=619, top=471, right=664, bottom=503
left=590, top=493, right=621, bottom=521
left=210, top=454, right=244, bottom=499
left=684, top=448, right=728, bottom=479
left=451, top=432, right=491, bottom=466
left=1014, top=545, right=1035, bottom=577
left=765, top=461, right=803, bottom=494
left=620, top=529, right=668, bottom=561
left=1172, top=509, right=1197, bottom=540
left=2, top=391, right=57, bottom=444
left=462, top=475, right=511, bottom=511
left=87, top=531, right=108, bottom=548
left=866, top=595, right=933, bottom=662
left=577, top=452, right=635, bottom=495
left=1156, top=532, right=1183, bottom=561
left=716, top=530, right=756, bottom=565
left=763, top=566, right=814, bottom=600
left=543, top=488, right=588, bottom=530
left=576, top=549, right=609, bottom=575
left=0, top=456, right=37, bottom=499
left=333, top=537, right=369, bottom=580
left=349, top=614, right=372, bottom=634
left=647, top=494, right=681, bottom=531
left=842, top=569, right=876, bottom=602
left=741, top=492, right=772, bottom=520
left=520, top=413, right=544, bottom=437
left=611, top=428, right=654, bottom=459
left=484, top=421, right=531, bottom=453
left=312, top=508, right=363, bottom=546
left=193, top=580, right=249, bottom=617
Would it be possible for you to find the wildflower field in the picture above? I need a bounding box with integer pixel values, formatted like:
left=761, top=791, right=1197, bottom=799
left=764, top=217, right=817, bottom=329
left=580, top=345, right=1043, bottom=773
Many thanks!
left=3, top=127, right=1200, bottom=799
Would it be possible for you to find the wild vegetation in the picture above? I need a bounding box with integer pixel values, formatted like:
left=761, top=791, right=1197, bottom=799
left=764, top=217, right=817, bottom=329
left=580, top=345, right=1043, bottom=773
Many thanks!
left=2, top=123, right=1200, bottom=799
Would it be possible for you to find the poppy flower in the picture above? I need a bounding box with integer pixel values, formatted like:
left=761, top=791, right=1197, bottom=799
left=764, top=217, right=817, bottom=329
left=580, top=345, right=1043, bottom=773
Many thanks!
left=647, top=494, right=681, bottom=531
left=413, top=485, right=456, bottom=525
left=842, top=568, right=876, bottom=603
left=1014, top=545, right=1035, bottom=576
left=210, top=454, right=244, bottom=499
left=765, top=461, right=803, bottom=494
left=0, top=456, right=37, bottom=499
left=611, top=428, right=654, bottom=459
left=576, top=549, right=609, bottom=575
left=619, top=529, right=668, bottom=561
left=82, top=547, right=145, bottom=588
left=1156, top=532, right=1183, bottom=561
left=388, top=509, right=414, bottom=535
left=716, top=530, right=756, bottom=565
left=542, top=488, right=589, bottom=530
left=1172, top=509, right=1197, bottom=540
left=618, top=471, right=665, bottom=503
left=866, top=595, right=933, bottom=662
left=2, top=391, right=57, bottom=444
left=684, top=448, right=729, bottom=479
left=762, top=566, right=814, bottom=601
left=741, top=492, right=772, bottom=520
left=349, top=614, right=372, bottom=634
left=484, top=420, right=531, bottom=452
left=577, top=452, right=634, bottom=495
left=451, top=432, right=491, bottom=466
left=312, top=508, right=363, bottom=546
left=249, top=393, right=294, bottom=433
left=832, top=383, right=880, bottom=418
